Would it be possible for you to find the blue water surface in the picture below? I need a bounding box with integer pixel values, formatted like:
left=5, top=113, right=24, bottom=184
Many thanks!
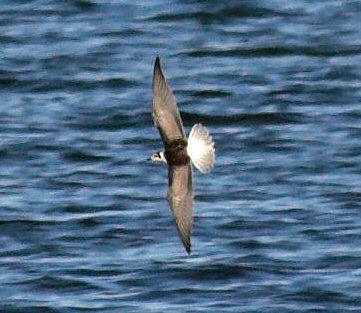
left=1, top=0, right=361, bottom=312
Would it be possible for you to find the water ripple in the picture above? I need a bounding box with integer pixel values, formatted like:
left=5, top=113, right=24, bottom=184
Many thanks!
left=1, top=0, right=361, bottom=312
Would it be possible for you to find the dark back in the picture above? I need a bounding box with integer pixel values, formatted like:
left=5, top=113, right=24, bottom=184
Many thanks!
left=165, top=139, right=190, bottom=166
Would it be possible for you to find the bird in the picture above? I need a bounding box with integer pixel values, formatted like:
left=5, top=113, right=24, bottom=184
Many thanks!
left=150, top=57, right=215, bottom=254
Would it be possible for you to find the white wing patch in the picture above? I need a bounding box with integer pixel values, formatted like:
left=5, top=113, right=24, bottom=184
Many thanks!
left=187, top=124, right=215, bottom=174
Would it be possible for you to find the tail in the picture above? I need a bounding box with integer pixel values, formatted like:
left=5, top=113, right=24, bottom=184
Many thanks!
left=187, top=124, right=215, bottom=174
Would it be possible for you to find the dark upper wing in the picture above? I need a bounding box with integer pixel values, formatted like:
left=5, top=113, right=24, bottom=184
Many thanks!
left=152, top=57, right=186, bottom=146
left=167, top=164, right=194, bottom=254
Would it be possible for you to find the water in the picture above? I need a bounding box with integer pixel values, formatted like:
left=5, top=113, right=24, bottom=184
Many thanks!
left=1, top=0, right=361, bottom=312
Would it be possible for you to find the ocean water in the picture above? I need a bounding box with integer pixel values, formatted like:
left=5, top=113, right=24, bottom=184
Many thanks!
left=1, top=0, right=361, bottom=312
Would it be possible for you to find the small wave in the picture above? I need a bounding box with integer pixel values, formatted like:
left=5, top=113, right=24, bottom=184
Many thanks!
left=0, top=76, right=134, bottom=92
left=191, top=89, right=232, bottom=98
left=24, top=275, right=100, bottom=291
left=33, top=77, right=134, bottom=92
left=61, top=150, right=109, bottom=163
left=72, top=0, right=96, bottom=10
left=67, top=112, right=150, bottom=130
left=280, top=286, right=348, bottom=303
left=0, top=35, right=20, bottom=44
left=182, top=111, right=305, bottom=126
left=181, top=46, right=361, bottom=58
left=178, top=263, right=247, bottom=281
left=0, top=219, right=57, bottom=227
left=146, top=5, right=291, bottom=22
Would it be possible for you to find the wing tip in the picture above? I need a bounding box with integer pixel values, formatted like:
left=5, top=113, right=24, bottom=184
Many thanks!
left=185, top=244, right=191, bottom=254
left=153, top=56, right=165, bottom=88
left=181, top=237, right=191, bottom=254
left=154, top=56, right=161, bottom=73
left=178, top=224, right=192, bottom=255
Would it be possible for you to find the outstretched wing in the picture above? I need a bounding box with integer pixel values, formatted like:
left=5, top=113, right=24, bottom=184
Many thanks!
left=168, top=164, right=194, bottom=254
left=152, top=57, right=186, bottom=146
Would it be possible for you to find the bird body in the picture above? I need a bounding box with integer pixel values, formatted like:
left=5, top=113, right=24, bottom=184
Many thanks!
left=164, top=139, right=190, bottom=166
left=150, top=57, right=215, bottom=253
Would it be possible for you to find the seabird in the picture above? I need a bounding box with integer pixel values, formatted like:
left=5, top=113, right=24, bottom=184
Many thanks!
left=150, top=57, right=215, bottom=254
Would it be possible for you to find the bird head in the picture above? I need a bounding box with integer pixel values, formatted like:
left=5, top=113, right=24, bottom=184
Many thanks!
left=149, top=151, right=167, bottom=163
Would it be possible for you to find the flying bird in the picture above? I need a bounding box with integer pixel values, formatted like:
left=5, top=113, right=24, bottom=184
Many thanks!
left=150, top=57, right=215, bottom=254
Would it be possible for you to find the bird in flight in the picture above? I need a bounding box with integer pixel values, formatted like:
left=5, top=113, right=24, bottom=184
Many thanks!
left=150, top=57, right=215, bottom=254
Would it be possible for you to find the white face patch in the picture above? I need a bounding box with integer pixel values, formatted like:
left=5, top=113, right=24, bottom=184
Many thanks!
left=150, top=151, right=167, bottom=163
